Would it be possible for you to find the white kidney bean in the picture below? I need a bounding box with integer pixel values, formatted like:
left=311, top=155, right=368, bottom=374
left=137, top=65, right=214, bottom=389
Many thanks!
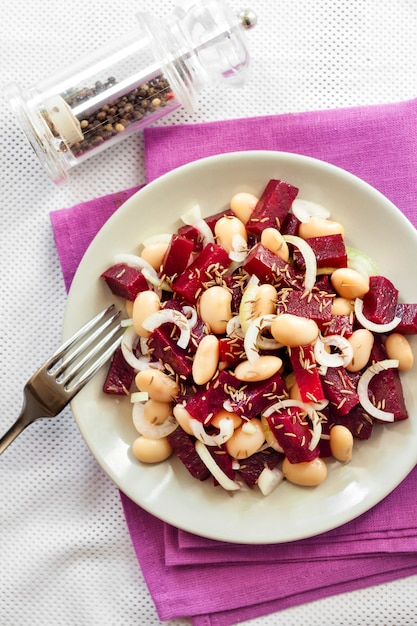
left=260, top=227, right=289, bottom=261
left=132, top=436, right=173, bottom=463
left=331, top=297, right=354, bottom=316
left=253, top=283, right=278, bottom=317
left=214, top=215, right=248, bottom=253
left=298, top=217, right=344, bottom=239
left=330, top=268, right=369, bottom=299
left=225, top=418, right=265, bottom=459
left=282, top=457, right=328, bottom=486
left=192, top=334, right=220, bottom=385
left=132, top=290, right=161, bottom=337
left=135, top=369, right=180, bottom=403
left=230, top=192, right=258, bottom=224
left=144, top=399, right=172, bottom=425
left=234, top=355, right=283, bottom=382
left=172, top=404, right=194, bottom=435
left=385, top=333, right=414, bottom=371
left=140, top=241, right=169, bottom=271
left=329, top=425, right=354, bottom=463
left=211, top=408, right=242, bottom=430
left=271, top=313, right=319, bottom=347
left=199, top=286, right=233, bottom=334
left=346, top=328, right=374, bottom=372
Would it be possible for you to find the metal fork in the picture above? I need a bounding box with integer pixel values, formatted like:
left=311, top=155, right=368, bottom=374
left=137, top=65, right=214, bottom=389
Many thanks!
left=0, top=304, right=124, bottom=455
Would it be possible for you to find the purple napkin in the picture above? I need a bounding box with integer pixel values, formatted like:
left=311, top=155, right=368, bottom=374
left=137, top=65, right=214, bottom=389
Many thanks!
left=51, top=98, right=417, bottom=626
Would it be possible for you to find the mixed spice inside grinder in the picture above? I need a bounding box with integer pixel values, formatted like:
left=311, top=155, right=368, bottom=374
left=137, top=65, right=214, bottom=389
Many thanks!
left=6, top=0, right=256, bottom=184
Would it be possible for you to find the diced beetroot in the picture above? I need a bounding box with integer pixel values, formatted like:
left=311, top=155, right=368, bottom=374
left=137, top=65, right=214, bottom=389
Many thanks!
left=243, top=243, right=303, bottom=289
left=101, top=263, right=148, bottom=301
left=238, top=449, right=283, bottom=486
left=280, top=212, right=300, bottom=236
left=171, top=243, right=230, bottom=304
left=147, top=324, right=193, bottom=380
left=369, top=338, right=408, bottom=422
left=162, top=298, right=183, bottom=312
left=228, top=372, right=287, bottom=420
left=323, top=314, right=354, bottom=338
left=184, top=370, right=241, bottom=423
left=276, top=289, right=333, bottom=330
left=102, top=347, right=135, bottom=395
left=329, top=404, right=374, bottom=440
left=362, top=275, right=399, bottom=325
left=161, top=234, right=194, bottom=280
left=188, top=318, right=209, bottom=353
left=289, top=344, right=326, bottom=403
left=320, top=367, right=360, bottom=417
left=177, top=223, right=203, bottom=251
left=167, top=426, right=210, bottom=480
left=293, top=234, right=347, bottom=270
left=266, top=405, right=320, bottom=463
left=246, top=179, right=299, bottom=236
left=395, top=303, right=417, bottom=334
left=219, top=335, right=246, bottom=363
left=223, top=273, right=245, bottom=313
left=314, top=274, right=336, bottom=295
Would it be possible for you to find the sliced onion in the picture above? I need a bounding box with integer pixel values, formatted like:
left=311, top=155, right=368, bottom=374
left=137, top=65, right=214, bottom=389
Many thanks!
left=121, top=326, right=154, bottom=371
left=226, top=315, right=244, bottom=338
left=224, top=260, right=244, bottom=277
left=283, top=234, right=317, bottom=291
left=193, top=218, right=215, bottom=245
left=181, top=204, right=203, bottom=225
left=141, top=309, right=191, bottom=349
left=182, top=305, right=198, bottom=329
left=114, top=252, right=156, bottom=276
left=257, top=466, right=284, bottom=496
left=357, top=359, right=399, bottom=422
left=190, top=417, right=235, bottom=446
left=314, top=334, right=354, bottom=368
left=239, top=283, right=260, bottom=333
left=132, top=401, right=178, bottom=438
left=263, top=398, right=322, bottom=451
left=291, top=199, right=331, bottom=223
left=311, top=398, right=329, bottom=411
left=229, top=234, right=248, bottom=262
left=180, top=203, right=215, bottom=245
left=354, top=298, right=401, bottom=333
left=244, top=314, right=281, bottom=363
left=139, top=336, right=149, bottom=355
left=141, top=267, right=170, bottom=293
left=195, top=440, right=241, bottom=491
left=347, top=247, right=378, bottom=279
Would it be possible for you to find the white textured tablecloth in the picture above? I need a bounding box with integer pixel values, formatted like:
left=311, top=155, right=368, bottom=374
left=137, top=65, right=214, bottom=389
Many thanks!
left=1, top=1, right=417, bottom=625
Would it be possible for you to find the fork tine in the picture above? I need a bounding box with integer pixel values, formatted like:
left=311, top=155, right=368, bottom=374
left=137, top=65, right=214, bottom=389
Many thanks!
left=47, top=304, right=118, bottom=369
left=51, top=305, right=122, bottom=378
left=62, top=321, right=124, bottom=393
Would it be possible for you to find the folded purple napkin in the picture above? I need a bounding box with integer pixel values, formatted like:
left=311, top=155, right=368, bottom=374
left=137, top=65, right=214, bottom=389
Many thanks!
left=51, top=98, right=417, bottom=626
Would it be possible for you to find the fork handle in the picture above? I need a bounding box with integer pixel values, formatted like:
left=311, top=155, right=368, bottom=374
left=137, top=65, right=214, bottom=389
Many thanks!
left=0, top=413, right=35, bottom=455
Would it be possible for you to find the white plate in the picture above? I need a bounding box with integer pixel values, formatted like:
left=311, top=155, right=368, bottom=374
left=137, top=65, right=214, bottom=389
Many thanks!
left=64, top=151, right=417, bottom=544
